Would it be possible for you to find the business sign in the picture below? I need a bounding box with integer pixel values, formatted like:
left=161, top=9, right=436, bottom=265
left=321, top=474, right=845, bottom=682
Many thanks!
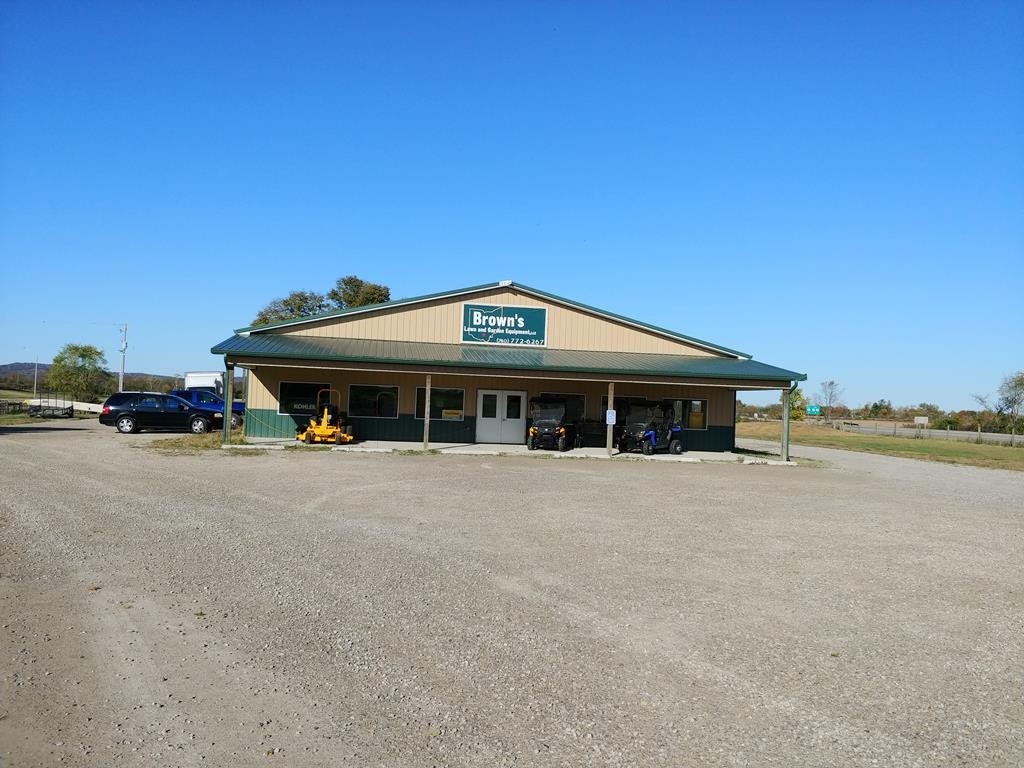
left=461, top=304, right=547, bottom=346
left=806, top=404, right=822, bottom=416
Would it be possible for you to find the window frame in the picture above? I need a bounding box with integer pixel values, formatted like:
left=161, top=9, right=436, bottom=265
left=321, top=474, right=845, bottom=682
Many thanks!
left=538, top=391, right=587, bottom=422
left=414, top=387, right=465, bottom=421
left=277, top=381, right=330, bottom=416
left=684, top=399, right=709, bottom=430
left=348, top=383, right=401, bottom=419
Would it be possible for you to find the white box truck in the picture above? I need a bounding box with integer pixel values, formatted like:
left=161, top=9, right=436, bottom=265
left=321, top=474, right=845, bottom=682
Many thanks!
left=184, top=371, right=223, bottom=395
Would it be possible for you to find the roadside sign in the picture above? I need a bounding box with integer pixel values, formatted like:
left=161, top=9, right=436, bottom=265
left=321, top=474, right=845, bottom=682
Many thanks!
left=606, top=409, right=617, bottom=425
left=806, top=405, right=822, bottom=416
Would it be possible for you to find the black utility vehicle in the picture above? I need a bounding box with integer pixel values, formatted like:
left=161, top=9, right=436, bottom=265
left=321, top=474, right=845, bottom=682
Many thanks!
left=617, top=400, right=685, bottom=455
left=527, top=398, right=581, bottom=451
left=99, top=392, right=221, bottom=434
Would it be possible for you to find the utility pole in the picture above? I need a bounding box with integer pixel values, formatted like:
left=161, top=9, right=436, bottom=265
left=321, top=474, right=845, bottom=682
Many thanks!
left=118, top=323, right=128, bottom=391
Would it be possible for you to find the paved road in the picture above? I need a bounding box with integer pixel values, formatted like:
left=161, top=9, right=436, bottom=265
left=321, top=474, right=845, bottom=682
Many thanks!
left=2, top=421, right=1022, bottom=767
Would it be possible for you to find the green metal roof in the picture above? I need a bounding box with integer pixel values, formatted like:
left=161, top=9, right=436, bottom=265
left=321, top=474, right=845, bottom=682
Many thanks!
left=238, top=280, right=749, bottom=358
left=211, top=334, right=806, bottom=383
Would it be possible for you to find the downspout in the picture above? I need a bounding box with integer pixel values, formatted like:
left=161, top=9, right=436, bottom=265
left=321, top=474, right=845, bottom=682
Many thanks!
left=781, top=381, right=797, bottom=462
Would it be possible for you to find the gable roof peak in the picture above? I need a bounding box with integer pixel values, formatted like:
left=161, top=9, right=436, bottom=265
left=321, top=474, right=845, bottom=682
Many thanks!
left=240, top=279, right=748, bottom=359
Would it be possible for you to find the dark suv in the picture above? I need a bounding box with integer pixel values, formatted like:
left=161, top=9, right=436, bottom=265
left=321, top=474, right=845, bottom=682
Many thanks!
left=99, top=392, right=221, bottom=434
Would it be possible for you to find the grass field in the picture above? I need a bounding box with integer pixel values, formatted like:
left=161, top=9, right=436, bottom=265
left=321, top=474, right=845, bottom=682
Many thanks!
left=0, top=388, right=33, bottom=400
left=736, top=421, right=1024, bottom=472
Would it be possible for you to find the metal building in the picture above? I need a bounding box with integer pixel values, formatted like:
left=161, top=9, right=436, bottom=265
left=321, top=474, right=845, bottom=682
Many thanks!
left=212, top=281, right=805, bottom=453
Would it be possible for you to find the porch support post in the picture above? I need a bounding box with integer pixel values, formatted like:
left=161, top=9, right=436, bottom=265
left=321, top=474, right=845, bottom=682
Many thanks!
left=606, top=381, right=615, bottom=457
left=781, top=384, right=791, bottom=462
left=423, top=374, right=431, bottom=450
left=221, top=361, right=234, bottom=444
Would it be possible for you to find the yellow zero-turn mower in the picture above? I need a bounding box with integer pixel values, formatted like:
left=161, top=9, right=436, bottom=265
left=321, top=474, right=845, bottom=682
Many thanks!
left=296, top=388, right=354, bottom=445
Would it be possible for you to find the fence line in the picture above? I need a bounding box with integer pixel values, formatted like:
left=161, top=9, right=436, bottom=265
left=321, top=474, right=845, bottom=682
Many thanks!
left=835, top=421, right=1018, bottom=446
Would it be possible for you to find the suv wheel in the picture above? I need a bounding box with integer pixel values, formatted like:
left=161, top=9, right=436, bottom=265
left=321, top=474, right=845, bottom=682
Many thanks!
left=190, top=417, right=210, bottom=434
left=115, top=415, right=137, bottom=434
left=557, top=435, right=567, bottom=452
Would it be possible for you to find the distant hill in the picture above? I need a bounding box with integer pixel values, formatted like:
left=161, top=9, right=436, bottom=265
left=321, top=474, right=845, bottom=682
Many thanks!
left=0, top=362, right=51, bottom=376
left=0, top=362, right=195, bottom=396
left=0, top=362, right=177, bottom=380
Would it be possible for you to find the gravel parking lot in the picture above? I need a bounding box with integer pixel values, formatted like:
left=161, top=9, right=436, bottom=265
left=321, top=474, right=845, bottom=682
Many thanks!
left=1, top=420, right=1022, bottom=767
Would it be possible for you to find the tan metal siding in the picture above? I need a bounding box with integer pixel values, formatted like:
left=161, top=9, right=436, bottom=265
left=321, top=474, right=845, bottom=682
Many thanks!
left=273, top=288, right=719, bottom=356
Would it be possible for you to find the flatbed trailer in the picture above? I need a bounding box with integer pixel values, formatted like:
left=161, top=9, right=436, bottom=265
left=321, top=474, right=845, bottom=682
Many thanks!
left=27, top=394, right=76, bottom=418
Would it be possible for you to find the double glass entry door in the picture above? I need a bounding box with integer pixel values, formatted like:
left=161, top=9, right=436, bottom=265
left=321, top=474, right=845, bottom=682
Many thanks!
left=475, top=390, right=527, bottom=444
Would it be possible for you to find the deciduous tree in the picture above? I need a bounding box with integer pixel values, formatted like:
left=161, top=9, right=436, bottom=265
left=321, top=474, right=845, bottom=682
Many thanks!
left=252, top=290, right=330, bottom=326
left=997, top=370, right=1024, bottom=446
left=816, top=379, right=843, bottom=422
left=327, top=275, right=390, bottom=309
left=45, top=344, right=113, bottom=402
left=252, top=276, right=391, bottom=326
left=783, top=386, right=806, bottom=421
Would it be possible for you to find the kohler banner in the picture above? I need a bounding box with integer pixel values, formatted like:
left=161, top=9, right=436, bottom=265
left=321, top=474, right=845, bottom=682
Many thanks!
left=461, top=304, right=547, bottom=346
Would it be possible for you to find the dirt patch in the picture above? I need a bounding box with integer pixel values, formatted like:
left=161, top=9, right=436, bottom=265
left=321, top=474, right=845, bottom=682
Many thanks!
left=2, top=420, right=1022, bottom=767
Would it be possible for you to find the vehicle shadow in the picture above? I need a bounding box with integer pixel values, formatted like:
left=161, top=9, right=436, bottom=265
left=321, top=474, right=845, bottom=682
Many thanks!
left=0, top=424, right=95, bottom=435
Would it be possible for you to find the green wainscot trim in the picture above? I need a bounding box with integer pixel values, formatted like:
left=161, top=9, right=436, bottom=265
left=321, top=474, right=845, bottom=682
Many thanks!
left=682, top=425, right=735, bottom=452
left=243, top=409, right=311, bottom=439
left=243, top=409, right=476, bottom=443
left=348, top=414, right=476, bottom=443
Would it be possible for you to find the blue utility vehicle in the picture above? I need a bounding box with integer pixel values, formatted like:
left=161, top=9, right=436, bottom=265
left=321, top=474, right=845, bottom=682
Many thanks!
left=616, top=400, right=684, bottom=455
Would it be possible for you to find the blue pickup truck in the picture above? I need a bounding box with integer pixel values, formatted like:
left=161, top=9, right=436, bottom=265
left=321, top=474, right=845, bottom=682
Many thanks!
left=168, top=389, right=245, bottom=428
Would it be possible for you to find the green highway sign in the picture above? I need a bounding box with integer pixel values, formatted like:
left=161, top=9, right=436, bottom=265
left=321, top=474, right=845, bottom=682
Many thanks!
left=806, top=405, right=822, bottom=416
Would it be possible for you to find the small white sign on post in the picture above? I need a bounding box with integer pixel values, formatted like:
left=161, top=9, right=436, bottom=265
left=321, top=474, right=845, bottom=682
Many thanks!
left=606, top=409, right=617, bottom=426
left=914, top=416, right=929, bottom=427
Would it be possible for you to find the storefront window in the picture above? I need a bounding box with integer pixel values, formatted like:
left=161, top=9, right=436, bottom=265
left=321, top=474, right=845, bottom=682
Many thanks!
left=540, top=392, right=586, bottom=422
left=600, top=395, right=647, bottom=422
left=415, top=388, right=465, bottom=420
left=349, top=385, right=399, bottom=418
left=279, top=381, right=328, bottom=415
left=686, top=400, right=708, bottom=430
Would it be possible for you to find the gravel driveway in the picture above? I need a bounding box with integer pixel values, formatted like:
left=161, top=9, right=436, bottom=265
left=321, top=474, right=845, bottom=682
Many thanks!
left=2, top=420, right=1022, bottom=767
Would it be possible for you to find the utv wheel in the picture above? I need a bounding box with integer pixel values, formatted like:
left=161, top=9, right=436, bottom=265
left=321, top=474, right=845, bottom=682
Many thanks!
left=557, top=435, right=567, bottom=452
left=115, top=415, right=137, bottom=434
left=230, top=413, right=243, bottom=429
left=641, top=440, right=654, bottom=456
left=190, top=417, right=210, bottom=434
left=669, top=439, right=683, bottom=455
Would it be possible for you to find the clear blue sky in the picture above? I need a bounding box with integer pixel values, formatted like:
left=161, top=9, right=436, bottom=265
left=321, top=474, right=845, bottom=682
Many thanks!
left=1, top=1, right=1021, bottom=410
